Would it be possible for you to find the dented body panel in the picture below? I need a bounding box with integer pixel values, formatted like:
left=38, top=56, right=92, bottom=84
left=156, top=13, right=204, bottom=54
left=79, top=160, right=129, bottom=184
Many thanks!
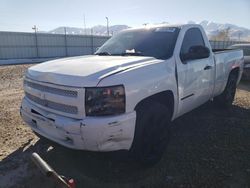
left=21, top=98, right=136, bottom=151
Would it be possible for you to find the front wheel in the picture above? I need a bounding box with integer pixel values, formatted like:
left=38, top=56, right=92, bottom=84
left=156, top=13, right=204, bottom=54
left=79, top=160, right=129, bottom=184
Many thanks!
left=214, top=73, right=237, bottom=108
left=130, top=102, right=171, bottom=165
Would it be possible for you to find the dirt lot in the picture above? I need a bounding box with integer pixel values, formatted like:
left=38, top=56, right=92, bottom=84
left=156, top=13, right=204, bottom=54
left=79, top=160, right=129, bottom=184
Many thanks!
left=0, top=64, right=250, bottom=188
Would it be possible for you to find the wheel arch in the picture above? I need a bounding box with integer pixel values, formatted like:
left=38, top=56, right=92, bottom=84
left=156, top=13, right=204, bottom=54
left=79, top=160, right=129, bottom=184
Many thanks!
left=230, top=67, right=240, bottom=77
left=134, top=90, right=175, bottom=119
left=229, top=67, right=241, bottom=84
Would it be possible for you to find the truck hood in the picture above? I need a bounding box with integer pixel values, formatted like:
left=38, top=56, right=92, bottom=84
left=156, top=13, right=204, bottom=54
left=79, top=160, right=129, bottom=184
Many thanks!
left=27, top=55, right=160, bottom=87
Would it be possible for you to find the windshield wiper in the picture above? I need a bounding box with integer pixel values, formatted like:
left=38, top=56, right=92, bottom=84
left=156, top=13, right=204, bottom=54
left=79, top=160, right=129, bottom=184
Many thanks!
left=95, top=52, right=111, bottom=56
left=120, top=52, right=143, bottom=56
left=96, top=51, right=144, bottom=57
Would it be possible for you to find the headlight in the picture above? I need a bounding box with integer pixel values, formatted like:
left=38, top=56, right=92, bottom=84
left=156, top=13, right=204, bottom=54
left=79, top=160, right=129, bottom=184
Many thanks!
left=85, top=85, right=125, bottom=116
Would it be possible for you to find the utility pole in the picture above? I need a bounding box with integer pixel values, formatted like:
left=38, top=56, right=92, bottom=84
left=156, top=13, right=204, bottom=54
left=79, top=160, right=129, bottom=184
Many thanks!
left=32, top=25, right=38, bottom=33
left=32, top=25, right=39, bottom=58
left=83, top=14, right=87, bottom=35
left=64, top=27, right=68, bottom=57
left=105, top=17, right=109, bottom=36
left=238, top=32, right=242, bottom=41
left=91, top=28, right=94, bottom=54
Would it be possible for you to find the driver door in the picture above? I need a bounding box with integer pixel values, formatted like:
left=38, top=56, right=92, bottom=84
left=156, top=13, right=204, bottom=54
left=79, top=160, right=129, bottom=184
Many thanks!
left=176, top=28, right=214, bottom=116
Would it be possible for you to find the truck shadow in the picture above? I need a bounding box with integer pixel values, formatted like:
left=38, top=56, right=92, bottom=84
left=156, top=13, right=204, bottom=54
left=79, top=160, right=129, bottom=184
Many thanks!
left=238, top=80, right=250, bottom=92
left=1, top=102, right=250, bottom=188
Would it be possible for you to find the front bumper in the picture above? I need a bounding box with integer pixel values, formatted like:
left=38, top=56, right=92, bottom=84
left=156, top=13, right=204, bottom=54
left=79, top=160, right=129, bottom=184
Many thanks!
left=20, top=98, right=136, bottom=151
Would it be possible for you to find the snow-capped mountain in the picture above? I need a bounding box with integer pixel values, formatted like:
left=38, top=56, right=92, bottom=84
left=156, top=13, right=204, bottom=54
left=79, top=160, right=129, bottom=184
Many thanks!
left=191, top=20, right=250, bottom=41
left=49, top=25, right=129, bottom=35
left=46, top=21, right=250, bottom=41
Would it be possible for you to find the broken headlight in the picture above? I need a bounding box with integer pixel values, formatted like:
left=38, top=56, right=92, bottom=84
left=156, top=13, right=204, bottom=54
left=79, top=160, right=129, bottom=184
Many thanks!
left=85, top=85, right=125, bottom=116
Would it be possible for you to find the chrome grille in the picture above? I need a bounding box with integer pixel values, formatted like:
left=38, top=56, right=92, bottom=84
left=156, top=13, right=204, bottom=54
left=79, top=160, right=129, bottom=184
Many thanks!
left=25, top=92, right=78, bottom=114
left=24, top=80, right=78, bottom=98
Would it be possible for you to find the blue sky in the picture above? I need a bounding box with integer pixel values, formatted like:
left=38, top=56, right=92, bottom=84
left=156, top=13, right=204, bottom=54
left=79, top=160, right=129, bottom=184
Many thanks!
left=0, top=0, right=249, bottom=32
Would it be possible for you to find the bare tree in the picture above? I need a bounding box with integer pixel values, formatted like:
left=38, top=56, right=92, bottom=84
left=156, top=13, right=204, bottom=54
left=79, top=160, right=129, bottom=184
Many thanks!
left=210, top=27, right=231, bottom=41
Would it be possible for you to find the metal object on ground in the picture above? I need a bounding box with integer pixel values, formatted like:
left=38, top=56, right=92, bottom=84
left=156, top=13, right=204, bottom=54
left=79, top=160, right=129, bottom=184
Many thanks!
left=31, top=152, right=75, bottom=188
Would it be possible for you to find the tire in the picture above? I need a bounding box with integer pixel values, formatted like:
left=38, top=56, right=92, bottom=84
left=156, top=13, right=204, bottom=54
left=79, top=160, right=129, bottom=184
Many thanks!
left=214, top=73, right=237, bottom=108
left=130, top=101, right=171, bottom=166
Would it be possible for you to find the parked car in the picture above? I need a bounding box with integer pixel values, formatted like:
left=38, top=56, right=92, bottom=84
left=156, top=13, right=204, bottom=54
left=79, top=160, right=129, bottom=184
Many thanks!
left=20, top=24, right=244, bottom=165
left=228, top=44, right=250, bottom=80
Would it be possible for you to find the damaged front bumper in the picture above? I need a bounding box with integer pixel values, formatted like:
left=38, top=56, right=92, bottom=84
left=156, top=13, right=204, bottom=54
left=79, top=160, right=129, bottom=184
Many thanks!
left=20, top=98, right=136, bottom=151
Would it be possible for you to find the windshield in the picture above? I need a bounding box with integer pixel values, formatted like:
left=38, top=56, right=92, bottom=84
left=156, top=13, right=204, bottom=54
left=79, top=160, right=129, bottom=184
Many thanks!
left=96, top=27, right=180, bottom=60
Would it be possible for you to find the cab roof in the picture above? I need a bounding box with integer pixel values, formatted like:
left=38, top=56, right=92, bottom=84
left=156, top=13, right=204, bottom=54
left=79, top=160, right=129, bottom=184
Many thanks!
left=124, top=23, right=201, bottom=32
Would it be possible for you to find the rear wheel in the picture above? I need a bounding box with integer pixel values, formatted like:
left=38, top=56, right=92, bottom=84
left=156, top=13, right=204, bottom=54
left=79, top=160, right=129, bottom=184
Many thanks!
left=130, top=102, right=171, bottom=165
left=214, top=73, right=237, bottom=107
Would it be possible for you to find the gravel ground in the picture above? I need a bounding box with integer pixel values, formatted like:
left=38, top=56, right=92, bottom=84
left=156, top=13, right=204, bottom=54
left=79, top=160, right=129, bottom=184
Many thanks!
left=0, top=64, right=249, bottom=188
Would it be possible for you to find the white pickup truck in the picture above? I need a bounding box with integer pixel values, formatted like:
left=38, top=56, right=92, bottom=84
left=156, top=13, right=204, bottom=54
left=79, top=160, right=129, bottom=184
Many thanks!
left=20, top=24, right=244, bottom=164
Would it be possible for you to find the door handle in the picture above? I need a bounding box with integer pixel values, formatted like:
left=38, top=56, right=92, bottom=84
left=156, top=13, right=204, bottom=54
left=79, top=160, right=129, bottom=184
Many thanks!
left=204, top=65, right=212, bottom=70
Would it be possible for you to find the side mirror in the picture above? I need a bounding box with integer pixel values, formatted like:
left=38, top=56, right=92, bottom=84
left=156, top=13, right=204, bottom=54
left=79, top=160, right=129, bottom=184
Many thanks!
left=181, top=45, right=210, bottom=63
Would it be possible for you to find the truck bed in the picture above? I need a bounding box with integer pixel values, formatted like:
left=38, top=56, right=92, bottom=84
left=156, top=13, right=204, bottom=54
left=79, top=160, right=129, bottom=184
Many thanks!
left=212, top=49, right=243, bottom=98
left=212, top=49, right=237, bottom=53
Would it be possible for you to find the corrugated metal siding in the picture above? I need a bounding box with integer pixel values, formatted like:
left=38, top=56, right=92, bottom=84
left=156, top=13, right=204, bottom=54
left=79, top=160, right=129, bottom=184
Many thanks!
left=1, top=31, right=249, bottom=60
left=209, top=40, right=250, bottom=49
left=0, top=31, right=109, bottom=59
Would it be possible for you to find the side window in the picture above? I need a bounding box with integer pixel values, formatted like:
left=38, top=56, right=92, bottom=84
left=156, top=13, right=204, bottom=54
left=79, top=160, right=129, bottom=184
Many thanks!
left=180, top=28, right=205, bottom=55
